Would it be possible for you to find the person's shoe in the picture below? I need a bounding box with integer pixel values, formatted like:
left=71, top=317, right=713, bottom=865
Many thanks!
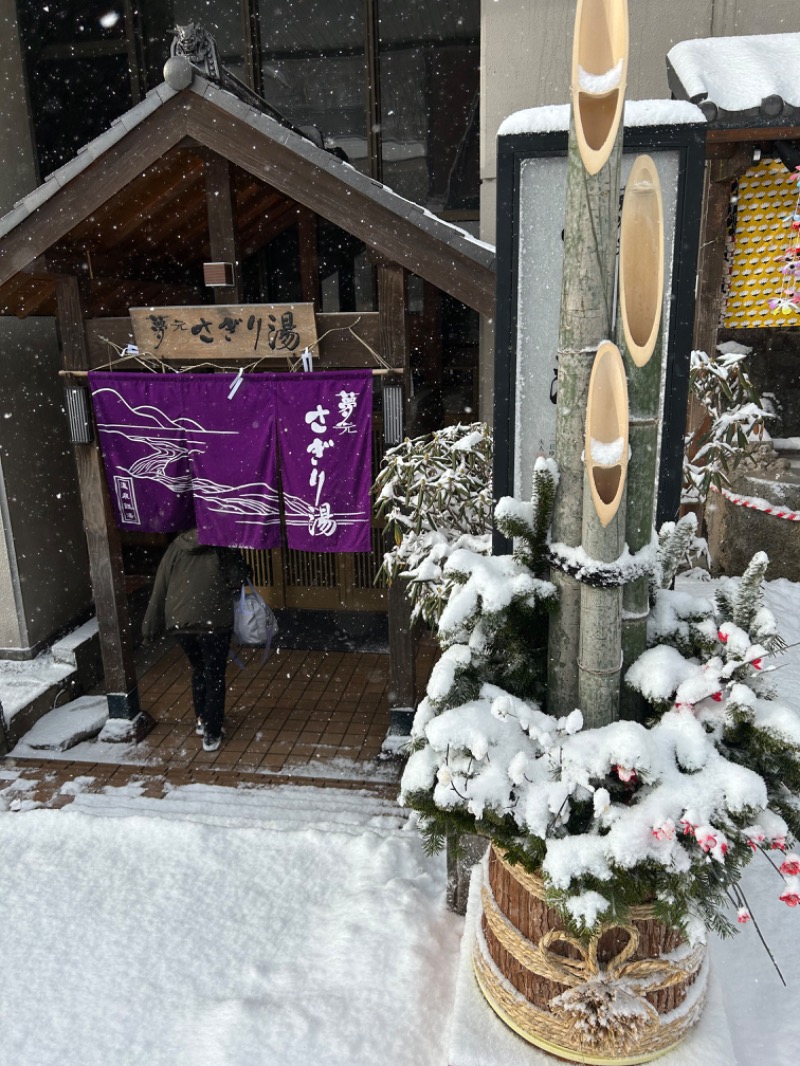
left=195, top=719, right=204, bottom=736
left=202, top=733, right=222, bottom=752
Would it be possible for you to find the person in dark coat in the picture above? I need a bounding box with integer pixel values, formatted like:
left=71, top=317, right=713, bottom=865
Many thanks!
left=142, top=528, right=247, bottom=751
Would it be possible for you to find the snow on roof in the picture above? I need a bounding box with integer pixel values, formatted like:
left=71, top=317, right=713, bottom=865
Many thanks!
left=498, top=99, right=705, bottom=138
left=668, top=33, right=800, bottom=113
left=0, top=74, right=494, bottom=268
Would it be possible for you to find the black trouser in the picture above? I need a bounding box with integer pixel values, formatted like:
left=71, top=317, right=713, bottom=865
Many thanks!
left=176, top=629, right=232, bottom=739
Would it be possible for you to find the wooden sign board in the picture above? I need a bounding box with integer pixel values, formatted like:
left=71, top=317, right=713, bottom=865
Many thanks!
left=129, top=304, right=318, bottom=360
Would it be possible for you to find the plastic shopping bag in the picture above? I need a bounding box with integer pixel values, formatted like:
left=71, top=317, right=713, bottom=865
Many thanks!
left=233, top=579, right=278, bottom=654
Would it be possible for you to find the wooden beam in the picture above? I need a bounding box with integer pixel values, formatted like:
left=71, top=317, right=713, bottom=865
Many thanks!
left=183, top=96, right=495, bottom=317
left=63, top=150, right=200, bottom=246
left=0, top=274, right=55, bottom=316
left=0, top=99, right=187, bottom=287
left=0, top=90, right=493, bottom=317
left=100, top=157, right=205, bottom=250
left=707, top=126, right=800, bottom=144
left=13, top=282, right=57, bottom=319
left=388, top=579, right=416, bottom=730
left=85, top=279, right=203, bottom=318
left=378, top=262, right=416, bottom=716
left=56, top=276, right=150, bottom=729
left=298, top=207, right=320, bottom=306
left=692, top=147, right=752, bottom=389
left=418, top=281, right=443, bottom=383
left=378, top=263, right=409, bottom=370
left=45, top=247, right=200, bottom=288
left=204, top=155, right=243, bottom=303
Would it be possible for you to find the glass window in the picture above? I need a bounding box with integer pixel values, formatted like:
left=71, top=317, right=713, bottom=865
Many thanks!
left=257, top=0, right=368, bottom=172
left=17, top=0, right=134, bottom=176
left=378, top=0, right=479, bottom=211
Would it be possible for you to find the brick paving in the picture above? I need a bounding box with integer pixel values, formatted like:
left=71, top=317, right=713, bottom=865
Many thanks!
left=2, top=638, right=438, bottom=808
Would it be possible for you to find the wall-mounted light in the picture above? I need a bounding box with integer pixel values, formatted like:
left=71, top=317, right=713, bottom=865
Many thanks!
left=203, top=261, right=235, bottom=287
left=382, top=380, right=404, bottom=446
left=64, top=385, right=93, bottom=444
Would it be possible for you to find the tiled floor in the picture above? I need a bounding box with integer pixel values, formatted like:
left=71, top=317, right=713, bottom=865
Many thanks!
left=137, top=641, right=436, bottom=777
left=2, top=636, right=438, bottom=805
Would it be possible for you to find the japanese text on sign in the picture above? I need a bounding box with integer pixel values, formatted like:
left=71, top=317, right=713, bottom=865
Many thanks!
left=129, top=304, right=317, bottom=360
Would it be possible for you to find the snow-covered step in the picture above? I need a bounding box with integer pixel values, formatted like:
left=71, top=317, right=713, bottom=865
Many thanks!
left=63, top=783, right=410, bottom=836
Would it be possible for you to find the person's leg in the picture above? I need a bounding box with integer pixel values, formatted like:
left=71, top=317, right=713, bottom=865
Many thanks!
left=199, top=629, right=232, bottom=740
left=177, top=634, right=207, bottom=727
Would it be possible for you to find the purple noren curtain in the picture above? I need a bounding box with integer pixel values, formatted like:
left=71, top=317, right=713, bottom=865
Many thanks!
left=88, top=370, right=372, bottom=552
left=276, top=371, right=373, bottom=553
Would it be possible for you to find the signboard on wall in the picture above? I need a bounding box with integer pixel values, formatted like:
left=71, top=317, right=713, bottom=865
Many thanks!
left=493, top=112, right=706, bottom=533
left=130, top=304, right=318, bottom=360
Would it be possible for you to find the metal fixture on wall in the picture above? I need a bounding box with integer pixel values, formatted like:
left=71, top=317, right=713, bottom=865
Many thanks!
left=64, top=386, right=94, bottom=444
left=382, top=380, right=404, bottom=446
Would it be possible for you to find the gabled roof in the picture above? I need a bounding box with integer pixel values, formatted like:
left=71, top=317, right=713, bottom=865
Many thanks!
left=667, top=33, right=800, bottom=129
left=0, top=72, right=495, bottom=318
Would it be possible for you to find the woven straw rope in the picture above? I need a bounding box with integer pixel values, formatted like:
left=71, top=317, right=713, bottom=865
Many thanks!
left=481, top=882, right=705, bottom=993
left=472, top=932, right=708, bottom=1063
left=477, top=850, right=708, bottom=1060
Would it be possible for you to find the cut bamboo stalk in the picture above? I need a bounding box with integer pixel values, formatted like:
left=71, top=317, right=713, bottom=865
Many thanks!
left=571, top=0, right=629, bottom=175
left=618, top=156, right=665, bottom=720
left=579, top=341, right=628, bottom=726
left=584, top=340, right=629, bottom=527
left=546, top=112, right=623, bottom=718
left=619, top=155, right=664, bottom=367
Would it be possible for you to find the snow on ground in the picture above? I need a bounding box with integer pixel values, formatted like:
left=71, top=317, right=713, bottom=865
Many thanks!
left=675, top=575, right=800, bottom=704
left=0, top=652, right=73, bottom=719
left=0, top=781, right=461, bottom=1066
left=19, top=694, right=108, bottom=751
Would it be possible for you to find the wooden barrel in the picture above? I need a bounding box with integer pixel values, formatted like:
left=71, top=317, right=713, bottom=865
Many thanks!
left=473, top=845, right=708, bottom=1065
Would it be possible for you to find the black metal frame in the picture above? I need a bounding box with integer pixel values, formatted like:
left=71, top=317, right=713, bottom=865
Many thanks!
left=492, top=122, right=707, bottom=551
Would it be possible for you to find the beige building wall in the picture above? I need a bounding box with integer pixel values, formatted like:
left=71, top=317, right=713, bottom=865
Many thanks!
left=0, top=0, right=91, bottom=656
left=479, top=0, right=800, bottom=416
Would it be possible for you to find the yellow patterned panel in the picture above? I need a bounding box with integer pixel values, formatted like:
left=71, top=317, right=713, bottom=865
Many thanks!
left=723, top=157, right=800, bottom=328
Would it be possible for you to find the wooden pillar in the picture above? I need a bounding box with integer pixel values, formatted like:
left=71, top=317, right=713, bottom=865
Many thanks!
left=297, top=207, right=320, bottom=307
left=204, top=155, right=243, bottom=304
left=692, top=147, right=752, bottom=379
left=685, top=144, right=752, bottom=514
left=378, top=262, right=415, bottom=728
left=56, top=276, right=151, bottom=731
left=419, top=281, right=443, bottom=384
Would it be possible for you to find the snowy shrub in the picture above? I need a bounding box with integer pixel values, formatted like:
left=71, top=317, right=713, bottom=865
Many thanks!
left=374, top=422, right=493, bottom=627
left=401, top=460, right=800, bottom=941
left=683, top=343, right=774, bottom=507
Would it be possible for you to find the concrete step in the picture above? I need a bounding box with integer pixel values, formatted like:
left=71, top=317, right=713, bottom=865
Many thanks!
left=63, top=783, right=410, bottom=835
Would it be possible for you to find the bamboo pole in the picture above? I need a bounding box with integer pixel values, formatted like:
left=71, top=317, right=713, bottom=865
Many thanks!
left=617, top=156, right=665, bottom=721
left=572, top=0, right=629, bottom=176
left=546, top=0, right=628, bottom=717
left=579, top=341, right=629, bottom=725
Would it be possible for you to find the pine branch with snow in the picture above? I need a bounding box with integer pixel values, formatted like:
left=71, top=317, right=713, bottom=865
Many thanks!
left=403, top=475, right=800, bottom=940
left=716, top=551, right=786, bottom=653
